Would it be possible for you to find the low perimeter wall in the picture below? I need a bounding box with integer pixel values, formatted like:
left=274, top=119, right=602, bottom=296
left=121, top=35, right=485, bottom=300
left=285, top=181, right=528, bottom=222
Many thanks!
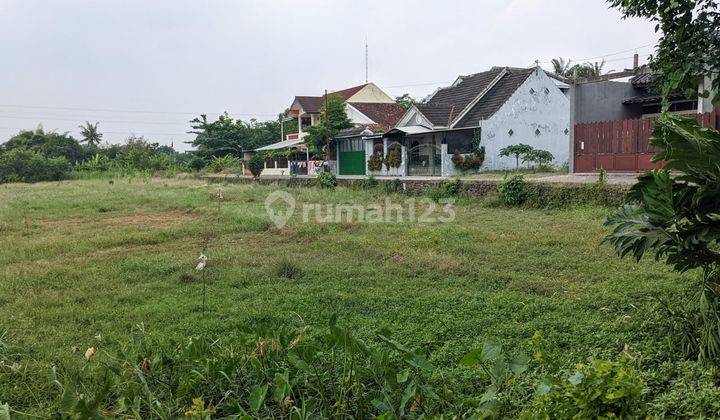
left=200, top=175, right=629, bottom=206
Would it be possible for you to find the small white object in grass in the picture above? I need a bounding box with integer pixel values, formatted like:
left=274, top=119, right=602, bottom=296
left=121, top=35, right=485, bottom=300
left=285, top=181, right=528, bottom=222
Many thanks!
left=85, top=347, right=96, bottom=360
left=195, top=254, right=207, bottom=271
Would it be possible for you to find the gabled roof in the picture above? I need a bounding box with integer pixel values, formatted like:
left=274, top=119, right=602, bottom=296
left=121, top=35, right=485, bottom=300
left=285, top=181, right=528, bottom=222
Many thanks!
left=348, top=102, right=405, bottom=130
left=291, top=84, right=371, bottom=114
left=414, top=67, right=535, bottom=129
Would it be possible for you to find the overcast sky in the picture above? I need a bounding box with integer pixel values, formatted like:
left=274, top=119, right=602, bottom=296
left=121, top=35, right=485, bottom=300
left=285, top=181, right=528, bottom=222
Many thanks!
left=0, top=0, right=659, bottom=151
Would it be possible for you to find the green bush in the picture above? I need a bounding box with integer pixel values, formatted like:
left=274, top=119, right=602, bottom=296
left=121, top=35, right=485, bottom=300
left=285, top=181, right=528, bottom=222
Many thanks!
left=0, top=149, right=71, bottom=183
left=451, top=148, right=485, bottom=172
left=317, top=172, right=337, bottom=189
left=367, top=151, right=384, bottom=171
left=522, top=357, right=645, bottom=419
left=187, top=156, right=206, bottom=172
left=248, top=154, right=264, bottom=178
left=44, top=320, right=446, bottom=418
left=351, top=174, right=379, bottom=190
left=498, top=174, right=528, bottom=205
left=427, top=179, right=462, bottom=201
left=384, top=147, right=401, bottom=170
left=208, top=155, right=241, bottom=173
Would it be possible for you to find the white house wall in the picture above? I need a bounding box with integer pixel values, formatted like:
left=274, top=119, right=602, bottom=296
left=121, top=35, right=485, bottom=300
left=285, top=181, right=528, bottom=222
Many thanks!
left=480, top=69, right=570, bottom=170
left=397, top=107, right=432, bottom=128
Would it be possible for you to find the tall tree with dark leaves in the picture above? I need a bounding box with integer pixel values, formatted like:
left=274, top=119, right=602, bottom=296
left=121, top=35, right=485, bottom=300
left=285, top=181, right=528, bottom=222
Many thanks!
left=604, top=0, right=720, bottom=362
left=608, top=0, right=720, bottom=105
left=188, top=113, right=280, bottom=161
left=303, top=95, right=353, bottom=158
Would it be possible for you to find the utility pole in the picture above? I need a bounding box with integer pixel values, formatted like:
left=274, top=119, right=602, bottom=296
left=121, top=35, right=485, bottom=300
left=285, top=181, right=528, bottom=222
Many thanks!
left=365, top=38, right=369, bottom=83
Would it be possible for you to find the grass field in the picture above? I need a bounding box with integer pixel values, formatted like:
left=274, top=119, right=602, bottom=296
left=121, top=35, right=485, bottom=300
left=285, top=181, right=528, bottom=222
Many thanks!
left=1, top=176, right=718, bottom=416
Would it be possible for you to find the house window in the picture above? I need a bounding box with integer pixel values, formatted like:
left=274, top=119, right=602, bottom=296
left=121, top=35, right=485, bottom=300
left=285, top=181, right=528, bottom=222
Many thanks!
left=529, top=88, right=535, bottom=95
left=300, top=116, right=312, bottom=130
left=544, top=88, right=550, bottom=95
left=508, top=129, right=514, bottom=136
left=535, top=128, right=541, bottom=136
left=338, top=137, right=364, bottom=152
left=445, top=130, right=475, bottom=154
left=564, top=128, right=569, bottom=135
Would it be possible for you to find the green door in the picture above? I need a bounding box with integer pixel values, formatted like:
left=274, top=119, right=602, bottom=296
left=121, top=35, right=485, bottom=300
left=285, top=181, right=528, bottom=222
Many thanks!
left=339, top=151, right=366, bottom=175
left=338, top=137, right=366, bottom=175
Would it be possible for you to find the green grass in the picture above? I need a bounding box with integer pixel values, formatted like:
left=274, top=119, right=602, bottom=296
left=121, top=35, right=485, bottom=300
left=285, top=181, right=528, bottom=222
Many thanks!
left=0, top=176, right=717, bottom=416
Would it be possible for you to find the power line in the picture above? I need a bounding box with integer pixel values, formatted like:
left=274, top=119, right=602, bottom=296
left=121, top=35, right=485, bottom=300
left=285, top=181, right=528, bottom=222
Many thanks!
left=0, top=104, right=277, bottom=117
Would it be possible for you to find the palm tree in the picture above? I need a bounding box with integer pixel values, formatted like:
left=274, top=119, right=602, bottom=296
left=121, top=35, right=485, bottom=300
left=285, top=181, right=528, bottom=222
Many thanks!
left=551, top=58, right=572, bottom=77
left=569, top=60, right=608, bottom=79
left=78, top=121, right=103, bottom=146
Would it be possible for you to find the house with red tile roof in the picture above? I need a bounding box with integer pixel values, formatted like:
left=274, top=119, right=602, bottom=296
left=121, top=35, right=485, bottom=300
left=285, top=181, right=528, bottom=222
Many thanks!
left=252, top=82, right=404, bottom=175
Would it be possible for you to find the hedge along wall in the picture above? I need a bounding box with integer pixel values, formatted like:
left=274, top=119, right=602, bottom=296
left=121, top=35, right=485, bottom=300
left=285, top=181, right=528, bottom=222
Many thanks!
left=202, top=175, right=630, bottom=208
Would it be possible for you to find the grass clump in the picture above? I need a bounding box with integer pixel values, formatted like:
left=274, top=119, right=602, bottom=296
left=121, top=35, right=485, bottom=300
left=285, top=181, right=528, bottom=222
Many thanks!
left=274, top=258, right=303, bottom=280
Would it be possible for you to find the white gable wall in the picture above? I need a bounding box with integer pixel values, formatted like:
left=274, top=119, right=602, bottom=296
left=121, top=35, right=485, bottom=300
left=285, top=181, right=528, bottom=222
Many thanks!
left=346, top=83, right=395, bottom=103
left=480, top=69, right=570, bottom=170
left=345, top=104, right=376, bottom=125
left=396, top=107, right=433, bottom=128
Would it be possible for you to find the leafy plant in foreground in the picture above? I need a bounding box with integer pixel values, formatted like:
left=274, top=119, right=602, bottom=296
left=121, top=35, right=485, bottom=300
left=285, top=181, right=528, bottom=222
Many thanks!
left=316, top=172, right=337, bottom=189
left=498, top=174, right=528, bottom=206
left=604, top=113, right=720, bottom=362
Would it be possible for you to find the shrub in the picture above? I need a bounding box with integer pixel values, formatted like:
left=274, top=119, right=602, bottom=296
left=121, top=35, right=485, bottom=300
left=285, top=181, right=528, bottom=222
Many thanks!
left=187, top=156, right=206, bottom=172
left=248, top=154, right=264, bottom=178
left=274, top=258, right=303, bottom=280
left=317, top=172, right=337, bottom=189
left=522, top=357, right=645, bottom=419
left=427, top=179, right=462, bottom=201
left=498, top=174, right=528, bottom=205
left=208, top=155, right=240, bottom=173
left=0, top=149, right=71, bottom=183
left=46, top=320, right=445, bottom=418
left=78, top=154, right=112, bottom=172
left=384, top=147, right=401, bottom=170
left=367, top=151, right=384, bottom=171
left=522, top=149, right=554, bottom=169
left=382, top=178, right=403, bottom=194
left=451, top=150, right=484, bottom=172
left=351, top=174, right=379, bottom=190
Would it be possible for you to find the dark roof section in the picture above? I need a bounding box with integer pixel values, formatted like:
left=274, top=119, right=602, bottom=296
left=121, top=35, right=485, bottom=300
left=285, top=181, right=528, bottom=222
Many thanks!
left=415, top=67, right=535, bottom=128
left=456, top=68, right=535, bottom=127
left=630, top=72, right=654, bottom=88
left=293, top=84, right=370, bottom=113
left=622, top=91, right=688, bottom=104
left=335, top=127, right=371, bottom=138
left=349, top=102, right=406, bottom=130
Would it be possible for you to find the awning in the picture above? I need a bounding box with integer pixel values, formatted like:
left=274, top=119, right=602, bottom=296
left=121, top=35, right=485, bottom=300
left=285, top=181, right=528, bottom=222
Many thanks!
left=254, top=139, right=305, bottom=151
left=622, top=92, right=686, bottom=105
left=384, top=125, right=433, bottom=136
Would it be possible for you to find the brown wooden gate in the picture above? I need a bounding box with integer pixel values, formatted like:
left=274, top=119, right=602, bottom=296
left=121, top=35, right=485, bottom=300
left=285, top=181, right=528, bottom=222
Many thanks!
left=574, top=109, right=718, bottom=172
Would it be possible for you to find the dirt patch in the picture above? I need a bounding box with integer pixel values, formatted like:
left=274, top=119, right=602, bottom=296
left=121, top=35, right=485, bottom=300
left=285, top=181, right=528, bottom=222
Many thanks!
left=41, top=209, right=197, bottom=230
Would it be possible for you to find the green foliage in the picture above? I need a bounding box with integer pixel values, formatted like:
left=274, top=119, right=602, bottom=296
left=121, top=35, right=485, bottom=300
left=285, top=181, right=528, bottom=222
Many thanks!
left=567, top=60, right=606, bottom=79
left=395, top=93, right=417, bottom=110
left=78, top=154, right=112, bottom=172
left=351, top=174, right=379, bottom=190
left=316, top=172, right=337, bottom=189
left=604, top=113, right=720, bottom=362
left=522, top=357, right=645, bottom=419
left=499, top=144, right=534, bottom=169
left=49, top=320, right=446, bottom=418
left=189, top=113, right=280, bottom=161
left=551, top=57, right=572, bottom=77
left=274, top=258, right=303, bottom=280
left=460, top=341, right=530, bottom=417
left=187, top=156, right=206, bottom=172
left=427, top=179, right=462, bottom=201
left=384, top=147, right=402, bottom=170
left=522, top=149, right=554, bottom=168
left=3, top=127, right=85, bottom=164
left=248, top=154, right=264, bottom=178
left=498, top=175, right=528, bottom=206
left=0, top=149, right=71, bottom=183
left=208, top=155, right=241, bottom=173
left=302, top=95, right=353, bottom=154
left=367, top=151, right=384, bottom=171
left=451, top=151, right=484, bottom=172
left=382, top=178, right=403, bottom=194
left=609, top=0, right=720, bottom=106
left=78, top=121, right=103, bottom=146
